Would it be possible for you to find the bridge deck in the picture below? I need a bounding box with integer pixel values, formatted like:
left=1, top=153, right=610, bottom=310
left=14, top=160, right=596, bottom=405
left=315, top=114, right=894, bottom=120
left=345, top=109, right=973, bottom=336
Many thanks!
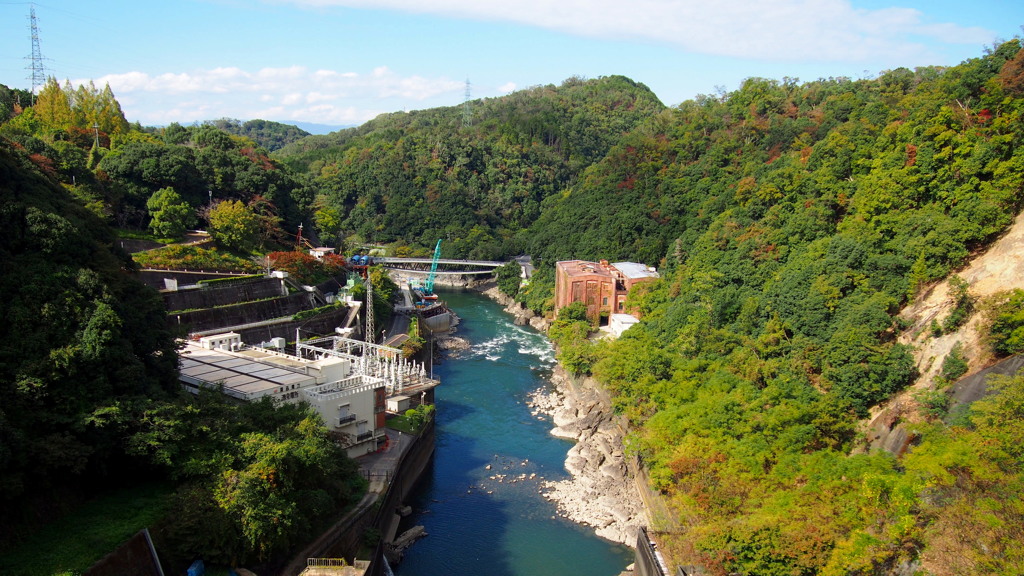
left=374, top=258, right=505, bottom=268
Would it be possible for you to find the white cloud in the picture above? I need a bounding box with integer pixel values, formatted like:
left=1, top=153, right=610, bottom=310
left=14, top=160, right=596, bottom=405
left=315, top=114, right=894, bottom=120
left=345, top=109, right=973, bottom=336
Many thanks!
left=276, top=0, right=995, bottom=62
left=77, top=65, right=464, bottom=126
left=281, top=92, right=304, bottom=105
left=498, top=82, right=517, bottom=94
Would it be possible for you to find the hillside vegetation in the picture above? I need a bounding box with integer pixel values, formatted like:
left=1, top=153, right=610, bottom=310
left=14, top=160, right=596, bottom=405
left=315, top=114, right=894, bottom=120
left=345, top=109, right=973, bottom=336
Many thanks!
left=276, top=75, right=666, bottom=257
left=3, top=36, right=1024, bottom=575
left=203, top=118, right=311, bottom=152
left=0, top=129, right=362, bottom=572
left=540, top=42, right=1024, bottom=575
left=275, top=41, right=1024, bottom=573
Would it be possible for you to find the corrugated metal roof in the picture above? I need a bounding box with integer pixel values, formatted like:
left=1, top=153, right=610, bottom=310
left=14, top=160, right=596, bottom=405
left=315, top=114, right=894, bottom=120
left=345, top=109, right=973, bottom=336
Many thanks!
left=179, top=343, right=315, bottom=399
left=611, top=262, right=659, bottom=279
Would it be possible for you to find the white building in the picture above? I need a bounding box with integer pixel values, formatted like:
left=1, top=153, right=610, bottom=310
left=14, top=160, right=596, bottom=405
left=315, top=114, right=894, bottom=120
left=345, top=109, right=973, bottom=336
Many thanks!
left=179, top=333, right=387, bottom=457
left=608, top=313, right=641, bottom=337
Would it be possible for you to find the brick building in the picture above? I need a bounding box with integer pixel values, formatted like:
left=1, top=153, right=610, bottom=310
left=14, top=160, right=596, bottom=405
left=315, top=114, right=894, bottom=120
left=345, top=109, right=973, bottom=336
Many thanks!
left=554, top=260, right=659, bottom=322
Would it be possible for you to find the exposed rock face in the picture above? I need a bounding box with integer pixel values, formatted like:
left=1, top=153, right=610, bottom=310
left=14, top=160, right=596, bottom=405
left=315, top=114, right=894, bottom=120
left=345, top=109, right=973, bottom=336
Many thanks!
left=865, top=211, right=1024, bottom=455
left=529, top=367, right=648, bottom=546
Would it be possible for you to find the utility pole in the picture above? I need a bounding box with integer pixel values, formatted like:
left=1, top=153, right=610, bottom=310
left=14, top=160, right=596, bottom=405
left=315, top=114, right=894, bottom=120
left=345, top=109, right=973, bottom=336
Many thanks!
left=26, top=5, right=47, bottom=104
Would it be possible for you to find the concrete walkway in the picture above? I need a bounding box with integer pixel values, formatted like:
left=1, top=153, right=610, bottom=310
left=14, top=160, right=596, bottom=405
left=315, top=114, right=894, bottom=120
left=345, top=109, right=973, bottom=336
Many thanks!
left=357, top=429, right=413, bottom=492
left=282, top=428, right=414, bottom=575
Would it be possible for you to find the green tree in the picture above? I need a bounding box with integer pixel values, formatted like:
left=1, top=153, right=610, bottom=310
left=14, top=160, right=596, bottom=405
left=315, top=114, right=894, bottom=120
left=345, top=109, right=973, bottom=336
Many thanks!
left=313, top=200, right=343, bottom=245
left=556, top=301, right=589, bottom=324
left=988, top=289, right=1024, bottom=356
left=147, top=187, right=196, bottom=239
left=403, top=404, right=435, bottom=431
left=495, top=260, right=522, bottom=298
left=941, top=275, right=975, bottom=333
left=207, top=199, right=260, bottom=252
left=72, top=81, right=129, bottom=136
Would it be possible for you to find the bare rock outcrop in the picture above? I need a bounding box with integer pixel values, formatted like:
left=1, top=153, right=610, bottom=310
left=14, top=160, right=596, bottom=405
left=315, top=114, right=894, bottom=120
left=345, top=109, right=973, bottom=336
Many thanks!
left=865, top=211, right=1024, bottom=454
left=528, top=368, right=648, bottom=546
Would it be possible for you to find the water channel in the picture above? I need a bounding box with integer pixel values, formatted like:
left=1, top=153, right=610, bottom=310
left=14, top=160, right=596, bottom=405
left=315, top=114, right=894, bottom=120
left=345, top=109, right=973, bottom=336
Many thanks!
left=393, top=289, right=633, bottom=576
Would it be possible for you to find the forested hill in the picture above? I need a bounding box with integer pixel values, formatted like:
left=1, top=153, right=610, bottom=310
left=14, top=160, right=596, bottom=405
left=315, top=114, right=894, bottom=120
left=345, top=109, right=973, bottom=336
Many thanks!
left=0, top=139, right=179, bottom=524
left=202, top=118, right=311, bottom=152
left=277, top=38, right=1024, bottom=574
left=542, top=41, right=1024, bottom=575
left=274, top=75, right=666, bottom=257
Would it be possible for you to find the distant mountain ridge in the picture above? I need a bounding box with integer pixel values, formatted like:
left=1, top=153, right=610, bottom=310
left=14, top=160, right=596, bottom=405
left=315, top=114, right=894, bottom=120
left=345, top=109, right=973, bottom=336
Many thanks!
left=287, top=120, right=355, bottom=135
left=199, top=118, right=358, bottom=150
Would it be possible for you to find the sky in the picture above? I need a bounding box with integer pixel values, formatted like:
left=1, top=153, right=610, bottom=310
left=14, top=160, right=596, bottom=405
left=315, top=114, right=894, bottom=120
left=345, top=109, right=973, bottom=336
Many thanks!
left=1, top=0, right=1022, bottom=131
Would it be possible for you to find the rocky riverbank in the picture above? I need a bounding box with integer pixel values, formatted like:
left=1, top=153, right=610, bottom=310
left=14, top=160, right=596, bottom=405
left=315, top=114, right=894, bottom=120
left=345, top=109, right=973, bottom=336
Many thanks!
left=475, top=281, right=550, bottom=332
left=528, top=366, right=648, bottom=546
left=468, top=280, right=648, bottom=547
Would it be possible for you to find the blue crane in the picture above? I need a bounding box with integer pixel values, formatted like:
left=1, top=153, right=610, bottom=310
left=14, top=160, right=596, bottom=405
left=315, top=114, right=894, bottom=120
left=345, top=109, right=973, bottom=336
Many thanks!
left=423, top=239, right=442, bottom=297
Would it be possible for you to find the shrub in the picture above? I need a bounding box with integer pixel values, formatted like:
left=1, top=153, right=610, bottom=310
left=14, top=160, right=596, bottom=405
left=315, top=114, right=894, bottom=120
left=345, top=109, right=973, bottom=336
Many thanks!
left=988, top=289, right=1024, bottom=356
left=940, top=342, right=969, bottom=382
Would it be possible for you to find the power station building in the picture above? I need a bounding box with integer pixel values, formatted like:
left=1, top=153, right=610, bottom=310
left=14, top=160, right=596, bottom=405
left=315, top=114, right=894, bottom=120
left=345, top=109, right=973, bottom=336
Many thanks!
left=179, top=333, right=389, bottom=458
left=554, top=260, right=659, bottom=322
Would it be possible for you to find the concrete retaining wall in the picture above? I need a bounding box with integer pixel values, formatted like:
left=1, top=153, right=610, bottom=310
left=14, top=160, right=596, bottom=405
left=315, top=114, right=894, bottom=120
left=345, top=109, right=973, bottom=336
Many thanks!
left=136, top=270, right=246, bottom=290
left=379, top=419, right=436, bottom=527
left=635, top=527, right=665, bottom=576
left=169, top=292, right=316, bottom=333
left=235, top=308, right=353, bottom=345
left=162, top=277, right=286, bottom=312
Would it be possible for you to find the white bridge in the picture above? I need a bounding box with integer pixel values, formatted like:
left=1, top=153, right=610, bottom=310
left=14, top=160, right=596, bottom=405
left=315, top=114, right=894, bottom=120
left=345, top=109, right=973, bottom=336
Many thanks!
left=372, top=257, right=507, bottom=275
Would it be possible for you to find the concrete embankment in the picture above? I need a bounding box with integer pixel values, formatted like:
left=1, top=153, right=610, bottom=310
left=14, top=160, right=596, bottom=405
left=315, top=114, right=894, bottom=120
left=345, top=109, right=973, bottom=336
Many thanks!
left=280, top=422, right=436, bottom=576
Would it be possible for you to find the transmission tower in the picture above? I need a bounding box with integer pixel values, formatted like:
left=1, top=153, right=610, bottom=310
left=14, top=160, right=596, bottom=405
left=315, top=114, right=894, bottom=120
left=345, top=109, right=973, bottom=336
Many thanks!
left=462, top=78, right=472, bottom=129
left=365, top=276, right=375, bottom=345
left=26, top=5, right=47, bottom=103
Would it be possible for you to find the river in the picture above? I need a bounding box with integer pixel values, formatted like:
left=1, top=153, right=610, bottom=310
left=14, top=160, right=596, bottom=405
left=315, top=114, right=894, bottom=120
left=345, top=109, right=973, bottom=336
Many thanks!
left=393, top=289, right=633, bottom=576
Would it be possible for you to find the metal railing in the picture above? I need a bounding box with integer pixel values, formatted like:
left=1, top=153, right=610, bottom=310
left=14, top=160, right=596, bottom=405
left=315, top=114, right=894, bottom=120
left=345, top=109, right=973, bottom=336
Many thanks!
left=307, top=558, right=348, bottom=567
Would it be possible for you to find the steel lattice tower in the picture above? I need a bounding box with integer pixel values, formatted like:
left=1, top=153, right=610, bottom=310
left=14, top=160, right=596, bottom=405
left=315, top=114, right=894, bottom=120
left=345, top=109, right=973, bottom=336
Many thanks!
left=26, top=5, right=47, bottom=103
left=365, top=276, right=374, bottom=345
left=462, top=78, right=472, bottom=129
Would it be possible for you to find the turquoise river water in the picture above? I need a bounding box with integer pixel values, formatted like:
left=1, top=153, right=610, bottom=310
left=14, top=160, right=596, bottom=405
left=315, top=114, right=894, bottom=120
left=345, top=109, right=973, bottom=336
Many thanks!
left=393, top=289, right=633, bottom=576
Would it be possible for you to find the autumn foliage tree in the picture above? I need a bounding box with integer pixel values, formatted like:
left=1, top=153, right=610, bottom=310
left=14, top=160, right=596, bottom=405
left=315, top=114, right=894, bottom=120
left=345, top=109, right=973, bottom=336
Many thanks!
left=266, top=251, right=346, bottom=284
left=207, top=199, right=260, bottom=253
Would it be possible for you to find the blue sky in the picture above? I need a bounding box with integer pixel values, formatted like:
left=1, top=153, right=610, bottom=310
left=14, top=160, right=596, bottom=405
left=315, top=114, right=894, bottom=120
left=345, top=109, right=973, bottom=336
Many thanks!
left=1, top=0, right=1021, bottom=129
